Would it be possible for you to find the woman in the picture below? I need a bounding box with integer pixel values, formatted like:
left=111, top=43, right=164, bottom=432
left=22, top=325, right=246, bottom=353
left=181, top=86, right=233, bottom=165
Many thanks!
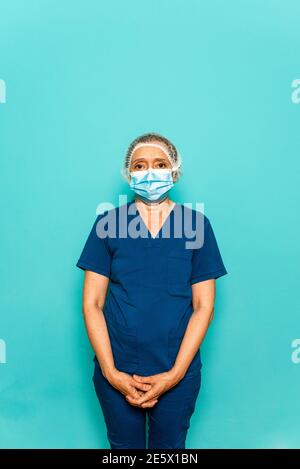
left=76, top=132, right=227, bottom=449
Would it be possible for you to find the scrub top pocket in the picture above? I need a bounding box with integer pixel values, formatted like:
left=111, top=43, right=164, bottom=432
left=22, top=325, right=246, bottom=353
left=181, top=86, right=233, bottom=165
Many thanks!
left=105, top=314, right=138, bottom=372
left=167, top=249, right=192, bottom=297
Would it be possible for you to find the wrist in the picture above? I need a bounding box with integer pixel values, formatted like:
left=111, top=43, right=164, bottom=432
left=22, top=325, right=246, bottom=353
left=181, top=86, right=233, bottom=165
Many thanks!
left=168, top=366, right=185, bottom=384
left=102, top=365, right=118, bottom=382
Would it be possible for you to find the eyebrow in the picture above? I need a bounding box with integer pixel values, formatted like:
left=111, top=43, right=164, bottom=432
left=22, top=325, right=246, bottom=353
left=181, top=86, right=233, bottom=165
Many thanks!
left=132, top=157, right=170, bottom=164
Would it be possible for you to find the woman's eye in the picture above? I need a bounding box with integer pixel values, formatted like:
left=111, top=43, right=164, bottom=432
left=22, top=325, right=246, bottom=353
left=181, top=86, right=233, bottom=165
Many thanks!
left=157, top=163, right=167, bottom=168
left=134, top=164, right=144, bottom=170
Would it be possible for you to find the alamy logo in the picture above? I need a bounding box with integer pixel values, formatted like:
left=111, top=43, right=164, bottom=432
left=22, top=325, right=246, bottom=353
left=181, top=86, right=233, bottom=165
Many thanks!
left=95, top=196, right=205, bottom=249
left=0, top=79, right=6, bottom=103
left=291, top=79, right=300, bottom=104
left=291, top=339, right=300, bottom=364
left=0, top=339, right=6, bottom=363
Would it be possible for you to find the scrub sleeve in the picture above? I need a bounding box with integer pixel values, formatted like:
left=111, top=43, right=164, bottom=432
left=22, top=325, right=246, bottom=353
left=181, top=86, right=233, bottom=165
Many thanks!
left=76, top=201, right=228, bottom=448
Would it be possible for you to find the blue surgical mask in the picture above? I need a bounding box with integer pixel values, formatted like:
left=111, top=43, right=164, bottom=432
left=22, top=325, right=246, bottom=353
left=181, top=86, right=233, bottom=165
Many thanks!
left=129, top=168, right=174, bottom=202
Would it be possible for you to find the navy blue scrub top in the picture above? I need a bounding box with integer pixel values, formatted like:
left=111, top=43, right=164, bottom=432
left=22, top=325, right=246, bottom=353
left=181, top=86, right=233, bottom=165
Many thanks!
left=76, top=200, right=228, bottom=377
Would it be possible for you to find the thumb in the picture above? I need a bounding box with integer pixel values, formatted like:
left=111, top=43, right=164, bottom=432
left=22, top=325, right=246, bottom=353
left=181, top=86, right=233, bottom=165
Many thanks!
left=133, top=374, right=154, bottom=383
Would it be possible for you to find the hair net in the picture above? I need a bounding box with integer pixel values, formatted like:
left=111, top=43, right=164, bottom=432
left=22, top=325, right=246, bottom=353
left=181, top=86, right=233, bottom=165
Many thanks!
left=121, top=132, right=182, bottom=182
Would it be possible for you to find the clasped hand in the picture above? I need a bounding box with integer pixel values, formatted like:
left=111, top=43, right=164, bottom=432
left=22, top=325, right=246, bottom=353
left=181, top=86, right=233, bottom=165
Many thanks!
left=108, top=370, right=181, bottom=408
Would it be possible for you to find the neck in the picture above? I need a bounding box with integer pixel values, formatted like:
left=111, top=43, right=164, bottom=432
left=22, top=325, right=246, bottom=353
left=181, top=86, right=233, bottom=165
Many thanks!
left=134, top=193, right=169, bottom=206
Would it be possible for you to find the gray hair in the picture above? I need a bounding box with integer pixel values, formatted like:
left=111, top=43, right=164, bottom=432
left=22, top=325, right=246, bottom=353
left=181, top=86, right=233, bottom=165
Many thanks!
left=121, top=132, right=182, bottom=183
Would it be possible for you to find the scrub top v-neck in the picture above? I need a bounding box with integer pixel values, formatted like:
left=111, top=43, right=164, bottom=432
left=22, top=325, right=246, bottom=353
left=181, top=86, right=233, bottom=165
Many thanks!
left=76, top=200, right=228, bottom=377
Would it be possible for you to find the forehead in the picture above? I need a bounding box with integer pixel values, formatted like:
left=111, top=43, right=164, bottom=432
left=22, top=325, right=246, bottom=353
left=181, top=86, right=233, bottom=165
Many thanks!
left=131, top=143, right=170, bottom=162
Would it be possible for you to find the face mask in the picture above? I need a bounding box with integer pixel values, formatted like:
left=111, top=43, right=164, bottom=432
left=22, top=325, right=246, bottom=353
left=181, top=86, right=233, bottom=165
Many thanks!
left=129, top=168, right=174, bottom=202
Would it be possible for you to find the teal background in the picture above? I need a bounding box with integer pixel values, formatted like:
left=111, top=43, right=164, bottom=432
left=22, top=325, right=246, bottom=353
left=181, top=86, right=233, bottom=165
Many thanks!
left=1, top=0, right=300, bottom=449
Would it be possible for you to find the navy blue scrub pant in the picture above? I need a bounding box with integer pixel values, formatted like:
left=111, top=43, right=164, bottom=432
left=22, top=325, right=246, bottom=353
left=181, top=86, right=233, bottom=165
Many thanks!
left=92, top=360, right=201, bottom=449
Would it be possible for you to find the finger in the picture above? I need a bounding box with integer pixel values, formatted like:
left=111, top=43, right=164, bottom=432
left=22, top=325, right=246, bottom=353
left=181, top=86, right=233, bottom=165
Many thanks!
left=132, top=374, right=155, bottom=384
left=125, top=394, right=157, bottom=408
left=125, top=393, right=158, bottom=407
left=126, top=397, right=144, bottom=407
left=132, top=381, right=152, bottom=392
left=129, top=389, right=157, bottom=406
left=126, top=386, right=142, bottom=400
left=125, top=393, right=139, bottom=403
left=141, top=399, right=158, bottom=408
left=125, top=394, right=144, bottom=406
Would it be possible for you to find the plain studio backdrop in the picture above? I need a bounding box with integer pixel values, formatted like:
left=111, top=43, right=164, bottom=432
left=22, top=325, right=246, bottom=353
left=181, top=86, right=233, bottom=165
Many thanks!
left=0, top=0, right=300, bottom=449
